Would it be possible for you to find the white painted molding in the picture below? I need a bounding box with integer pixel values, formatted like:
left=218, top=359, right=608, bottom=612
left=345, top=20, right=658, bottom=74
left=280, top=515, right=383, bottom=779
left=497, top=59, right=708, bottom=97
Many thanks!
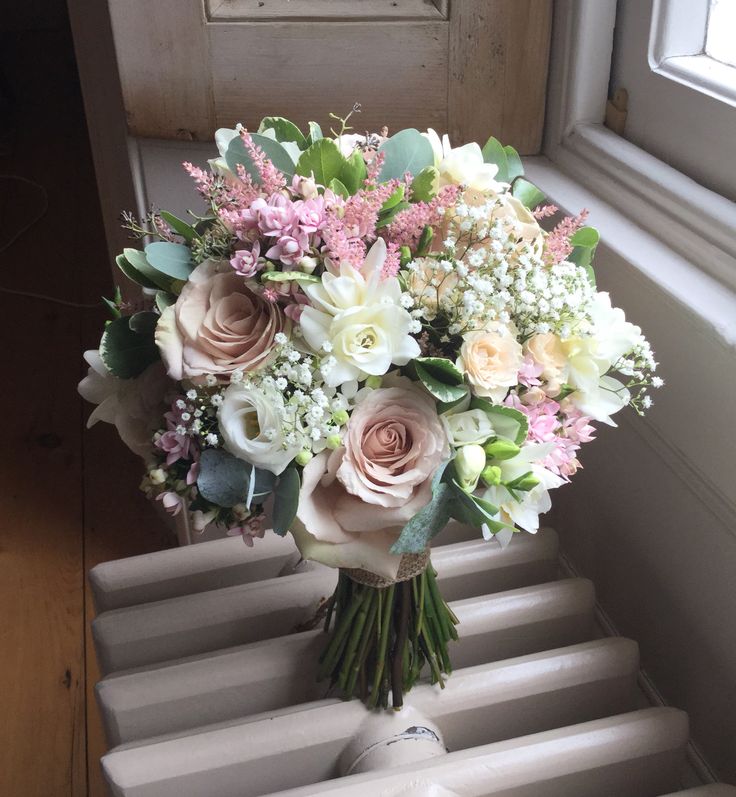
left=544, top=0, right=736, bottom=293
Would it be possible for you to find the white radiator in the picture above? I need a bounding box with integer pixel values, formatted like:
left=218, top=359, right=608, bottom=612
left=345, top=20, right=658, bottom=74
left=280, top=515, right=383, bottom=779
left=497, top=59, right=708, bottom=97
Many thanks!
left=90, top=526, right=735, bottom=797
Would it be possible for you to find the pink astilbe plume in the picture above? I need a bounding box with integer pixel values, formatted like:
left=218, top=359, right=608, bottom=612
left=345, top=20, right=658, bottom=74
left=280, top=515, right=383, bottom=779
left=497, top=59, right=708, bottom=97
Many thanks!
left=239, top=130, right=287, bottom=195
left=385, top=185, right=460, bottom=248
left=543, top=208, right=589, bottom=266
left=365, top=151, right=386, bottom=187
left=532, top=204, right=558, bottom=220
left=183, top=161, right=259, bottom=211
left=381, top=241, right=401, bottom=279
left=322, top=180, right=400, bottom=268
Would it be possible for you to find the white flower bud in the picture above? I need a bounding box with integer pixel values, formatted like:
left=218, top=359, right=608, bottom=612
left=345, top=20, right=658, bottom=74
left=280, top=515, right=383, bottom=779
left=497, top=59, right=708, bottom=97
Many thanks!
left=454, top=444, right=487, bottom=492
left=149, top=468, right=167, bottom=485
left=297, top=256, right=319, bottom=274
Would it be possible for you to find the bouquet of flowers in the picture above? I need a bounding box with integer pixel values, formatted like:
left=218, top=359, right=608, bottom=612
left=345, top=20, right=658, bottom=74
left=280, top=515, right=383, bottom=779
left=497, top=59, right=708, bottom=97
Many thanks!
left=79, top=108, right=660, bottom=709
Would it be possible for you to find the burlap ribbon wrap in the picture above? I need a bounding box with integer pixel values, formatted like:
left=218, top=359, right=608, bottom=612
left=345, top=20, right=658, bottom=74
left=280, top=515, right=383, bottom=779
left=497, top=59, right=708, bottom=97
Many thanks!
left=341, top=550, right=430, bottom=589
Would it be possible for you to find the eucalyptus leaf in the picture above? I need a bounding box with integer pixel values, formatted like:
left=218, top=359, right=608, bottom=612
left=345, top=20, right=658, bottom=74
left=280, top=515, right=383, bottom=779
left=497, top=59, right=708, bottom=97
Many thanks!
left=258, top=116, right=307, bottom=149
left=512, top=178, right=546, bottom=211
left=144, top=241, right=193, bottom=281
left=391, top=482, right=453, bottom=554
left=159, top=211, right=197, bottom=243
left=272, top=466, right=301, bottom=536
left=197, top=448, right=250, bottom=508
left=295, top=138, right=345, bottom=187
left=122, top=248, right=172, bottom=291
left=100, top=314, right=160, bottom=379
left=155, top=291, right=176, bottom=314
left=226, top=133, right=296, bottom=182
left=378, top=128, right=434, bottom=181
left=249, top=466, right=277, bottom=504
left=481, top=136, right=508, bottom=182
left=116, top=253, right=159, bottom=290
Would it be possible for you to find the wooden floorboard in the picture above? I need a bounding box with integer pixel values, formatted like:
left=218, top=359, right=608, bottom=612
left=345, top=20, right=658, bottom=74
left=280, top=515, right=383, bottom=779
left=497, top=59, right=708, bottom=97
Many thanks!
left=0, top=20, right=174, bottom=797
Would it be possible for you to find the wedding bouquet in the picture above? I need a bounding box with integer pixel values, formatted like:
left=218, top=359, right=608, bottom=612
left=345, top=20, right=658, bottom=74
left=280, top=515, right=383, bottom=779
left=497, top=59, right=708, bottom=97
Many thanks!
left=79, top=109, right=660, bottom=709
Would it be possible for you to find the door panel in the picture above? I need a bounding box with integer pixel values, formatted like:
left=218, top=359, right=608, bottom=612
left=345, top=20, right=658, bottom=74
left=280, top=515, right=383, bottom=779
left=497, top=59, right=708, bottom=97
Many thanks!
left=109, top=0, right=551, bottom=153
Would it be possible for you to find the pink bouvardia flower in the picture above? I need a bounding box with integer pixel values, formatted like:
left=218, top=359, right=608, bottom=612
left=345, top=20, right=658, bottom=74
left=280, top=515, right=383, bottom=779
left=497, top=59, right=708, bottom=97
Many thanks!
left=517, top=355, right=543, bottom=388
left=227, top=515, right=266, bottom=547
left=158, top=491, right=183, bottom=516
left=230, top=241, right=262, bottom=277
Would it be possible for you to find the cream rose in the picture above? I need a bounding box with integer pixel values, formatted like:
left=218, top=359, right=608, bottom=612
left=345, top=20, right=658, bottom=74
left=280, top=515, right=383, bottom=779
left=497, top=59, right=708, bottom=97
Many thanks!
left=218, top=382, right=302, bottom=475
left=524, top=333, right=568, bottom=382
left=291, top=382, right=449, bottom=579
left=456, top=327, right=523, bottom=403
left=155, top=259, right=287, bottom=382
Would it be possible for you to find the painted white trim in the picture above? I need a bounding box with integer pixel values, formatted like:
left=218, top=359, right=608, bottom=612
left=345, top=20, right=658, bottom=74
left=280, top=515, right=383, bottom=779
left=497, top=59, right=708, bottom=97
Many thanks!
left=545, top=0, right=736, bottom=294
left=653, top=54, right=736, bottom=109
left=648, top=0, right=709, bottom=65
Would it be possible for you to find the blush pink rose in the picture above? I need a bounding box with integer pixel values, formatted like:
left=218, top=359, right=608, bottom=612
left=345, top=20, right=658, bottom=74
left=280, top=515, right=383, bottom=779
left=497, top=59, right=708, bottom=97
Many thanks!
left=155, top=259, right=287, bottom=381
left=291, top=381, right=450, bottom=579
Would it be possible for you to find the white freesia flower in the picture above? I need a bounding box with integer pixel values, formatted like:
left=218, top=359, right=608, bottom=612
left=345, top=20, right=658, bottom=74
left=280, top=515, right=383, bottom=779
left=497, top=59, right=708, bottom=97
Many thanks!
left=442, top=408, right=495, bottom=446
left=569, top=375, right=630, bottom=426
left=482, top=444, right=565, bottom=534
left=423, top=128, right=504, bottom=193
left=77, top=350, right=168, bottom=459
left=588, top=292, right=643, bottom=364
left=300, top=239, right=420, bottom=386
left=218, top=382, right=302, bottom=475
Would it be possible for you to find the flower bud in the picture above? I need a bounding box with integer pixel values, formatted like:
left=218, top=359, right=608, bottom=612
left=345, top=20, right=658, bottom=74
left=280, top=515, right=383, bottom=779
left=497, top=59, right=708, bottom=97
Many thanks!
left=295, top=449, right=313, bottom=466
left=480, top=464, right=502, bottom=487
left=149, top=468, right=166, bottom=485
left=192, top=509, right=216, bottom=532
left=297, top=255, right=319, bottom=274
left=326, top=434, right=342, bottom=450
left=365, top=375, right=382, bottom=389
left=332, top=409, right=349, bottom=425
left=483, top=439, right=520, bottom=460
left=296, top=176, right=318, bottom=199
left=454, top=444, right=486, bottom=492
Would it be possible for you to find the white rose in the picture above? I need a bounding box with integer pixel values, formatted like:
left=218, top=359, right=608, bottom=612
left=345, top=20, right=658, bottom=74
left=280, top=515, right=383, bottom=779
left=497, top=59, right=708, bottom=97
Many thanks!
left=456, top=326, right=523, bottom=403
left=441, top=408, right=495, bottom=446
left=218, top=383, right=302, bottom=475
left=524, top=332, right=568, bottom=382
left=423, top=128, right=503, bottom=193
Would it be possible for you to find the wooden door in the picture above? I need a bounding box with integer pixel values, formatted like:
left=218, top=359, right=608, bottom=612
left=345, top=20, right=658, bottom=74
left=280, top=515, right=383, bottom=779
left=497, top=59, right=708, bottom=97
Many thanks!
left=108, top=0, right=552, bottom=153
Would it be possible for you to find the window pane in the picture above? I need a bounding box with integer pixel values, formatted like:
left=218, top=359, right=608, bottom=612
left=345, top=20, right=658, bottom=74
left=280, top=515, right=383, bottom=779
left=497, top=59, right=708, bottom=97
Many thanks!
left=706, top=0, right=736, bottom=68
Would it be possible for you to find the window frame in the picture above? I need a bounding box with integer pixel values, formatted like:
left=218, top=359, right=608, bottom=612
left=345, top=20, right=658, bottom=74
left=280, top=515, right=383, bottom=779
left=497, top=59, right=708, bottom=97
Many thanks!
left=544, top=0, right=736, bottom=292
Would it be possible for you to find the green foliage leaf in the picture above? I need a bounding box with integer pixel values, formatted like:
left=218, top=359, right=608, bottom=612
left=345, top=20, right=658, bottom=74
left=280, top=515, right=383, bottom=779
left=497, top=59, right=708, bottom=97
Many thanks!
left=481, top=136, right=508, bottom=181
left=503, top=145, right=524, bottom=182
left=378, top=128, right=434, bottom=181
left=339, top=148, right=368, bottom=194
left=258, top=116, right=307, bottom=149
left=100, top=313, right=160, bottom=379
left=416, top=357, right=464, bottom=385
left=144, top=242, right=193, bottom=281
left=296, top=138, right=345, bottom=187
left=329, top=177, right=350, bottom=198
left=411, top=166, right=439, bottom=202
left=391, top=482, right=453, bottom=554
left=471, top=397, right=529, bottom=445
left=249, top=465, right=277, bottom=505
left=122, top=248, right=174, bottom=292
left=381, top=185, right=406, bottom=212
left=415, top=364, right=467, bottom=403
left=375, top=200, right=411, bottom=229
left=512, top=178, right=546, bottom=210
left=449, top=480, right=500, bottom=526
left=568, top=226, right=600, bottom=286
left=197, top=448, right=250, bottom=508
left=307, top=121, right=323, bottom=145
left=155, top=291, right=176, bottom=314
left=101, top=294, right=121, bottom=319
left=159, top=211, right=197, bottom=243
left=116, top=252, right=160, bottom=291
left=226, top=133, right=296, bottom=181
left=273, top=466, right=301, bottom=536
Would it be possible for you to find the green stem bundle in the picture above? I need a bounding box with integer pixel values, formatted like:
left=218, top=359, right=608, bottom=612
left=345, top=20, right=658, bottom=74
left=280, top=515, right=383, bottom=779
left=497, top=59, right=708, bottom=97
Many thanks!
left=317, top=562, right=458, bottom=710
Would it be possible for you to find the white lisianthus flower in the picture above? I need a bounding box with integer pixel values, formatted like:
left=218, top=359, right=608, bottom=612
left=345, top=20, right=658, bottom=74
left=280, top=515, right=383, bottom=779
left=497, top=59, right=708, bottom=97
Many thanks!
left=77, top=350, right=168, bottom=459
left=442, top=408, right=495, bottom=446
left=423, top=128, right=504, bottom=193
left=300, top=239, right=420, bottom=387
left=218, top=382, right=302, bottom=475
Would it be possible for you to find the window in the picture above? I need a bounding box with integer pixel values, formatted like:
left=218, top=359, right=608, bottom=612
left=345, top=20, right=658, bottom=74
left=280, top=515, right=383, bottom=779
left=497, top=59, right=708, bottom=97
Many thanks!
left=705, top=0, right=736, bottom=68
